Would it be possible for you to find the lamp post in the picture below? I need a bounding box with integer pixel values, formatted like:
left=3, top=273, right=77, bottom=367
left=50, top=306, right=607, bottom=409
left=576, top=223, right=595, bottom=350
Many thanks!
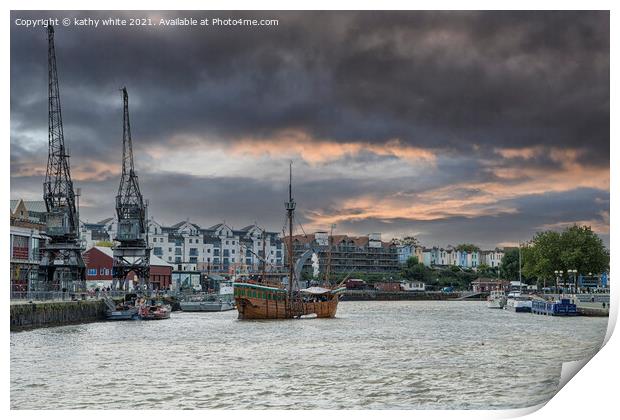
left=567, top=269, right=577, bottom=294
left=554, top=270, right=563, bottom=295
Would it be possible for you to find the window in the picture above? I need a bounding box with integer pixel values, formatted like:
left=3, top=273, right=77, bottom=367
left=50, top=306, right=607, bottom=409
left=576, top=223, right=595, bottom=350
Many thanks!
left=154, top=247, right=163, bottom=256
left=226, top=240, right=229, bottom=245
left=232, top=240, right=235, bottom=245
left=175, top=257, right=181, bottom=263
left=207, top=249, right=211, bottom=254
left=175, top=248, right=182, bottom=255
left=232, top=249, right=235, bottom=254
left=99, top=267, right=106, bottom=275
left=88, top=268, right=96, bottom=276
left=189, top=248, right=198, bottom=256
left=190, top=257, right=197, bottom=263
left=223, top=249, right=230, bottom=257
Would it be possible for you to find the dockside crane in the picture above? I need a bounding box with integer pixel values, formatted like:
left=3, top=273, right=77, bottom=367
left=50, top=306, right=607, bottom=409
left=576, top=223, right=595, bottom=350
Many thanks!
left=35, top=25, right=86, bottom=293
left=111, top=87, right=151, bottom=293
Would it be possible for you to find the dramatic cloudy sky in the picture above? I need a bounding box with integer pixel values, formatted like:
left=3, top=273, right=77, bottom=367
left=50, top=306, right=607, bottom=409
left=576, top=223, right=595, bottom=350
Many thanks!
left=10, top=11, right=609, bottom=248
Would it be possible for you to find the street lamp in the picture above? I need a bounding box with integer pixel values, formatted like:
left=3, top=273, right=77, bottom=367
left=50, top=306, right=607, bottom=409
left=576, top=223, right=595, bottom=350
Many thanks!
left=567, top=269, right=577, bottom=293
left=554, top=270, right=564, bottom=294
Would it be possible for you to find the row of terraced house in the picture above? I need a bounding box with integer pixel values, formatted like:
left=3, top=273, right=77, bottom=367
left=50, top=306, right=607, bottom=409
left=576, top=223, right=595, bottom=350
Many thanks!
left=397, top=244, right=505, bottom=269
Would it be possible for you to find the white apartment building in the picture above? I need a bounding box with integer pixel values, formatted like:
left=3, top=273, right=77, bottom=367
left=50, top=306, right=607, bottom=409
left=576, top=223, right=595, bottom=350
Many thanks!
left=148, top=219, right=283, bottom=273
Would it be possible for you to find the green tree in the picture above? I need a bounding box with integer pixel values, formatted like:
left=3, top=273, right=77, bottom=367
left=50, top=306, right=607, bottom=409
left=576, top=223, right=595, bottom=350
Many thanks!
left=455, top=243, right=480, bottom=253
left=522, top=225, right=609, bottom=282
left=401, top=256, right=427, bottom=282
left=501, top=248, right=521, bottom=281
left=558, top=225, right=609, bottom=275
left=476, top=263, right=495, bottom=277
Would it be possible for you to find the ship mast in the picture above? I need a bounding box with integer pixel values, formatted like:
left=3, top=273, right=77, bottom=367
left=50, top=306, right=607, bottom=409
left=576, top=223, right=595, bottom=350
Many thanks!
left=324, top=224, right=335, bottom=286
left=285, top=162, right=296, bottom=300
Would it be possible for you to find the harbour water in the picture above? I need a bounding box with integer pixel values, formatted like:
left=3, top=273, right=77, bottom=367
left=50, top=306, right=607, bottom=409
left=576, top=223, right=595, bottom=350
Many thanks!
left=10, top=301, right=608, bottom=410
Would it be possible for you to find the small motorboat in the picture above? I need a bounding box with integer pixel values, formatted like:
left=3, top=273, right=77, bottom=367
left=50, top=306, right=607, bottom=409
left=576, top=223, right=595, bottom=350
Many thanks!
left=104, top=294, right=139, bottom=320
left=137, top=300, right=172, bottom=320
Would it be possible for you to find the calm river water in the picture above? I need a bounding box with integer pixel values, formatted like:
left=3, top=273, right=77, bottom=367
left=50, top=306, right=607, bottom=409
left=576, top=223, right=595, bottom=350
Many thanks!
left=10, top=301, right=608, bottom=409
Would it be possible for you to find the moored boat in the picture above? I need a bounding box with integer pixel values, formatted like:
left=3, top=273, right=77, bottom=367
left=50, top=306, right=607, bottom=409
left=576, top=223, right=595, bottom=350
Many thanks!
left=103, top=294, right=139, bottom=320
left=487, top=290, right=506, bottom=309
left=532, top=298, right=578, bottom=316
left=181, top=295, right=235, bottom=312
left=234, top=282, right=346, bottom=319
left=505, top=293, right=533, bottom=313
left=137, top=300, right=172, bottom=320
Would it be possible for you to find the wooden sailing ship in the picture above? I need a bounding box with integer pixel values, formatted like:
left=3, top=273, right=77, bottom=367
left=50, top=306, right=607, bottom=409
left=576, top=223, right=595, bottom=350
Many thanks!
left=234, top=164, right=346, bottom=320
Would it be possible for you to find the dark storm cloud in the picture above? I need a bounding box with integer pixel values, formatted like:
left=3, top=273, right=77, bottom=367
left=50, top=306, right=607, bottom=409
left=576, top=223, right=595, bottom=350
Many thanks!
left=11, top=11, right=609, bottom=155
left=10, top=11, right=609, bottom=247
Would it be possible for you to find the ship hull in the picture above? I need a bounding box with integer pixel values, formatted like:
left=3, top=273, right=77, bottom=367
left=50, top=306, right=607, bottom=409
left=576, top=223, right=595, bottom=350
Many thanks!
left=235, top=295, right=339, bottom=319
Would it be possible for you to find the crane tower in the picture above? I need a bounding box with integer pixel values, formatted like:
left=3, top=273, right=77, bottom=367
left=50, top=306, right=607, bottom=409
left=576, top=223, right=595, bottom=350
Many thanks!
left=35, top=25, right=86, bottom=293
left=111, top=87, right=151, bottom=292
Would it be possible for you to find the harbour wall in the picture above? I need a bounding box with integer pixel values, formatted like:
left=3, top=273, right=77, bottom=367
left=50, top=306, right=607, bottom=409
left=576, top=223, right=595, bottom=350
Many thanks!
left=341, top=291, right=480, bottom=301
left=10, top=299, right=111, bottom=331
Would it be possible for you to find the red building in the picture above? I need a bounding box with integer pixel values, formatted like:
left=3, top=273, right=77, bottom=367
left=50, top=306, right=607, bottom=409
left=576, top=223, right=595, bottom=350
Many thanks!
left=83, top=246, right=173, bottom=290
left=471, top=278, right=510, bottom=293
left=375, top=282, right=402, bottom=292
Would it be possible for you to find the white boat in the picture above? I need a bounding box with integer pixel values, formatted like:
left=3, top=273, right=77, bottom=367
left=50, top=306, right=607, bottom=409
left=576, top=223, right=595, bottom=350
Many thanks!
left=505, top=293, right=533, bottom=312
left=487, top=290, right=506, bottom=309
left=181, top=298, right=235, bottom=312
left=180, top=294, right=235, bottom=312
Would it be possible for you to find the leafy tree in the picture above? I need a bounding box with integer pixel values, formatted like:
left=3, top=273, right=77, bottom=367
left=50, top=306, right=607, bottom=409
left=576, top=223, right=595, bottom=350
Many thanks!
left=522, top=225, right=609, bottom=282
left=401, top=256, right=427, bottom=282
left=501, top=248, right=521, bottom=281
left=401, top=236, right=419, bottom=246
left=455, top=243, right=481, bottom=253
left=476, top=263, right=495, bottom=277
left=558, top=225, right=609, bottom=275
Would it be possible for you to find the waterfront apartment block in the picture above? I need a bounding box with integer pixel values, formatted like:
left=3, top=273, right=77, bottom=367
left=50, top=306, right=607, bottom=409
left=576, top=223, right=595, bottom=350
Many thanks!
left=147, top=220, right=284, bottom=273
left=288, top=232, right=400, bottom=276
left=77, top=216, right=285, bottom=273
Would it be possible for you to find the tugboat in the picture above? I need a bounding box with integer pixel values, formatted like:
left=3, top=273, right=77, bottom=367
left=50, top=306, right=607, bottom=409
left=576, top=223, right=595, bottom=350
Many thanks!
left=234, top=163, right=346, bottom=320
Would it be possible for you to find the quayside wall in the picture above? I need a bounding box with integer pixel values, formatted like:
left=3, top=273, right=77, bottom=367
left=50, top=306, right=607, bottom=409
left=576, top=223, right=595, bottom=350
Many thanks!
left=10, top=300, right=108, bottom=331
left=341, top=291, right=475, bottom=301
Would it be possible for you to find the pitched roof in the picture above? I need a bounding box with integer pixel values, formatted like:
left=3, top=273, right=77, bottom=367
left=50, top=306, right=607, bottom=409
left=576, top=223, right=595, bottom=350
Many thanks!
left=89, top=246, right=174, bottom=268
left=10, top=199, right=21, bottom=213
left=23, top=200, right=47, bottom=213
